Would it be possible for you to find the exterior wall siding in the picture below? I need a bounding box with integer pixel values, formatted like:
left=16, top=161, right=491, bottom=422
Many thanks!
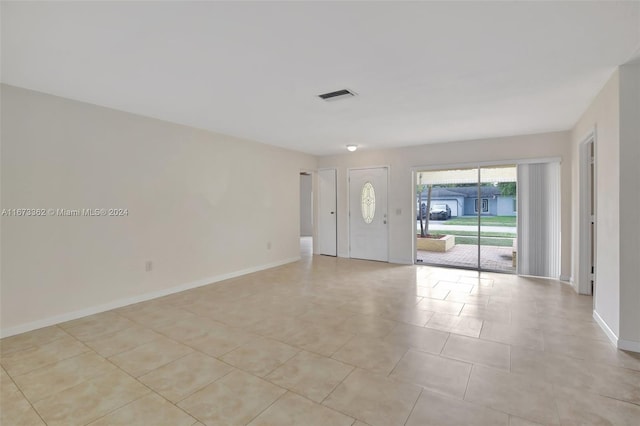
left=497, top=196, right=517, bottom=216
left=429, top=195, right=515, bottom=216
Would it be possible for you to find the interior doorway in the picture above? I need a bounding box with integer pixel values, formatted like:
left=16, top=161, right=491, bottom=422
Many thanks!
left=415, top=165, right=517, bottom=273
left=579, top=136, right=596, bottom=295
left=299, top=172, right=313, bottom=257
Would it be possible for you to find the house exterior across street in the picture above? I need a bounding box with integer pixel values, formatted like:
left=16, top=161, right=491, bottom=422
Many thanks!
left=418, top=186, right=516, bottom=217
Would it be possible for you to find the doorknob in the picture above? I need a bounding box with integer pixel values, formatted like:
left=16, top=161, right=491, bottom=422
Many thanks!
left=330, top=212, right=335, bottom=214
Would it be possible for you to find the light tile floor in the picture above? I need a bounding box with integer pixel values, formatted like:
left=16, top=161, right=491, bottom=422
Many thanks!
left=2, top=241, right=640, bottom=425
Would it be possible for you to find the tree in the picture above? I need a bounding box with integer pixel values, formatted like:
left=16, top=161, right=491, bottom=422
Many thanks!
left=417, top=173, right=433, bottom=238
left=417, top=184, right=426, bottom=237
left=424, top=184, right=432, bottom=236
left=497, top=181, right=517, bottom=196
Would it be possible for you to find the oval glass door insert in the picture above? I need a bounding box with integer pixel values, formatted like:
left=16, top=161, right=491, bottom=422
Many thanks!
left=361, top=181, right=376, bottom=224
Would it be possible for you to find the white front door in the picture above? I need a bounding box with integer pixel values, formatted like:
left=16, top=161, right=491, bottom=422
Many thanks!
left=349, top=167, right=388, bottom=261
left=318, top=169, right=337, bottom=256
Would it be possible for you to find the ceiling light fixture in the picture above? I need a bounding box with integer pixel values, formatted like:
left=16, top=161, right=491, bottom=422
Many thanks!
left=346, top=145, right=358, bottom=152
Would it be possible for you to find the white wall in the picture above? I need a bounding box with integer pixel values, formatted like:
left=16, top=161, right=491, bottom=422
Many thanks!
left=0, top=84, right=317, bottom=336
left=317, top=131, right=572, bottom=275
left=571, top=71, right=621, bottom=337
left=618, top=62, right=640, bottom=347
left=299, top=174, right=313, bottom=236
left=570, top=64, right=640, bottom=352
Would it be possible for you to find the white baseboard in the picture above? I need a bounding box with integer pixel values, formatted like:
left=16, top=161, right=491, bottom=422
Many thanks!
left=566, top=276, right=579, bottom=293
left=592, top=311, right=640, bottom=353
left=0, top=257, right=300, bottom=339
left=559, top=275, right=571, bottom=282
left=389, top=257, right=413, bottom=265
left=618, top=339, right=640, bottom=353
left=593, top=309, right=619, bottom=348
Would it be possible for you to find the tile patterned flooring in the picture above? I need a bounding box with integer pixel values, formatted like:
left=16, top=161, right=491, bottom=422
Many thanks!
left=2, top=244, right=640, bottom=425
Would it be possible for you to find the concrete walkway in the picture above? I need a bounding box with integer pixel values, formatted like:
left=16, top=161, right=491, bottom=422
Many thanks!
left=417, top=244, right=515, bottom=273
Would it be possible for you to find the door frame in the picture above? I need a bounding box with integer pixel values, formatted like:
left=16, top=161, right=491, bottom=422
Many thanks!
left=579, top=129, right=597, bottom=295
left=299, top=170, right=314, bottom=239
left=299, top=168, right=316, bottom=255
left=347, top=166, right=390, bottom=262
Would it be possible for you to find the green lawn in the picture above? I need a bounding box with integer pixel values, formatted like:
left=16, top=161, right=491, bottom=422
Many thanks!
left=455, top=236, right=514, bottom=247
left=440, top=216, right=516, bottom=227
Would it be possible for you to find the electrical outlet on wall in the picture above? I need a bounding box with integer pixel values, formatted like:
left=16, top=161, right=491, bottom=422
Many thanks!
left=145, top=261, right=153, bottom=272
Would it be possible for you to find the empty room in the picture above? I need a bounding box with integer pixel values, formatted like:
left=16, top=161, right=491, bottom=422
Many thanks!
left=1, top=1, right=639, bottom=425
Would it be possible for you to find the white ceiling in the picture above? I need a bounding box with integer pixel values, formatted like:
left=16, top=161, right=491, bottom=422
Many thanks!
left=2, top=1, right=639, bottom=156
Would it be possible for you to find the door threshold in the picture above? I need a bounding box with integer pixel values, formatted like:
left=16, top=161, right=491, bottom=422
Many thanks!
left=415, top=261, right=516, bottom=275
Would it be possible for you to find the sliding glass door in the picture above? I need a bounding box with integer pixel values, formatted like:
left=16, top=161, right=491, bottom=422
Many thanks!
left=416, top=165, right=517, bottom=273
left=479, top=166, right=517, bottom=273
left=416, top=167, right=479, bottom=269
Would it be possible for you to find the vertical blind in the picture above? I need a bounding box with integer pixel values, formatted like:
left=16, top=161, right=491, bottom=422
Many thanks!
left=517, top=162, right=561, bottom=278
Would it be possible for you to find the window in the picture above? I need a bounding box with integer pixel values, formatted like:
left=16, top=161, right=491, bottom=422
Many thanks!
left=474, top=198, right=489, bottom=213
left=361, top=181, right=376, bottom=224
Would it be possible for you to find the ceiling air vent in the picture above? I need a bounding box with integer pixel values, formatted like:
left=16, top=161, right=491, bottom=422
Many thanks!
left=318, top=89, right=356, bottom=101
